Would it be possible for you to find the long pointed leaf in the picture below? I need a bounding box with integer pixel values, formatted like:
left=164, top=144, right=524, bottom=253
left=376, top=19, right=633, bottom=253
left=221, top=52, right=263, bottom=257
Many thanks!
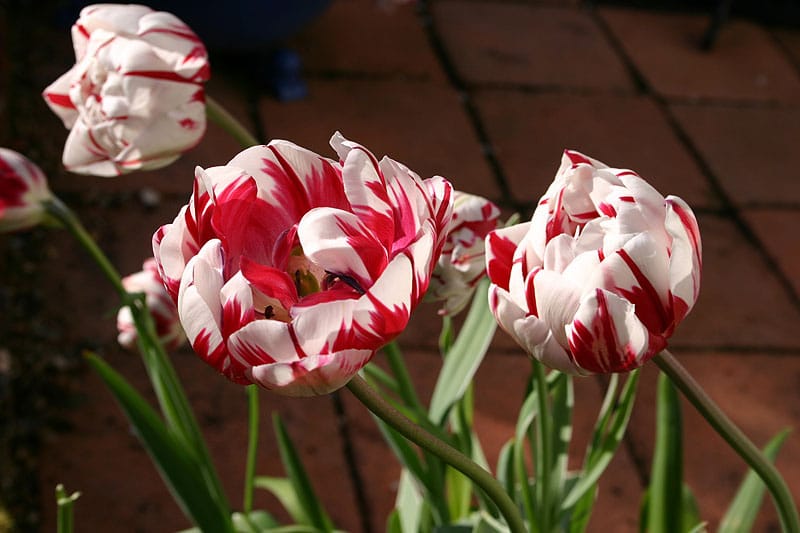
left=272, top=414, right=333, bottom=532
left=719, top=429, right=791, bottom=533
left=429, top=279, right=496, bottom=424
left=644, top=372, right=683, bottom=533
left=254, top=477, right=310, bottom=525
left=562, top=371, right=639, bottom=511
left=86, top=354, right=234, bottom=533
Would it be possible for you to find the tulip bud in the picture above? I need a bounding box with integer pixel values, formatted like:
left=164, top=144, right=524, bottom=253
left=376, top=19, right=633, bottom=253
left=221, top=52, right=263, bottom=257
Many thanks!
left=428, top=191, right=501, bottom=316
left=486, top=150, right=702, bottom=374
left=117, top=259, right=186, bottom=351
left=43, top=4, right=210, bottom=176
left=0, top=148, right=53, bottom=233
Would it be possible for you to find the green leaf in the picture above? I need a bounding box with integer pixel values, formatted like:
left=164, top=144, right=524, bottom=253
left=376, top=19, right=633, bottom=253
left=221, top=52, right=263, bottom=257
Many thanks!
left=232, top=510, right=281, bottom=532
left=643, top=372, right=684, bottom=533
left=719, top=428, right=791, bottom=533
left=513, top=383, right=540, bottom=530
left=272, top=414, right=333, bottom=532
left=429, top=279, right=497, bottom=424
left=395, top=469, right=425, bottom=533
left=86, top=354, right=235, bottom=533
left=254, top=477, right=309, bottom=525
left=496, top=441, right=516, bottom=500
left=680, top=484, right=703, bottom=532
left=549, top=373, right=574, bottom=514
left=561, top=370, right=639, bottom=511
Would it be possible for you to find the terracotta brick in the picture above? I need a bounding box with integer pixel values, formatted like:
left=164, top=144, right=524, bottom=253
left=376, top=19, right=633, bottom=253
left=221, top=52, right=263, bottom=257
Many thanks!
left=625, top=353, right=800, bottom=531
left=600, top=8, right=800, bottom=102
left=473, top=90, right=717, bottom=208
left=432, top=1, right=634, bottom=91
left=259, top=79, right=500, bottom=202
left=287, top=0, right=445, bottom=81
left=742, top=209, right=800, bottom=297
left=671, top=103, right=800, bottom=207
left=671, top=214, right=800, bottom=349
left=773, top=27, right=800, bottom=69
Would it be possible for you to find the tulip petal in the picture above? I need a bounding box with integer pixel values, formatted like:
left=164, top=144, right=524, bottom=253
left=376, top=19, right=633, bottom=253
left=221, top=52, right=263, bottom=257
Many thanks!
left=178, top=240, right=225, bottom=367
left=249, top=349, right=373, bottom=397
left=567, top=288, right=660, bottom=374
left=665, top=196, right=702, bottom=323
left=297, top=207, right=387, bottom=289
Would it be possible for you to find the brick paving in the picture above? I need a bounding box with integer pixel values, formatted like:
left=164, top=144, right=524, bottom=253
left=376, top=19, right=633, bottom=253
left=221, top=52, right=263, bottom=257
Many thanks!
left=1, top=0, right=799, bottom=532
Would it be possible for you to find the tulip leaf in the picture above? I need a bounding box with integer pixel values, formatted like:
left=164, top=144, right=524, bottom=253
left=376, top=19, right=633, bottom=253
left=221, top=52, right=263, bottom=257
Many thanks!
left=643, top=372, right=683, bottom=533
left=86, top=354, right=235, bottom=533
left=272, top=414, right=333, bottom=533
left=719, top=428, right=791, bottom=533
left=513, top=384, right=540, bottom=529
left=232, top=511, right=280, bottom=531
left=496, top=440, right=516, bottom=500
left=395, top=469, right=425, bottom=533
left=549, top=372, right=574, bottom=516
left=429, top=278, right=496, bottom=425
left=254, top=477, right=309, bottom=525
left=561, top=370, right=639, bottom=511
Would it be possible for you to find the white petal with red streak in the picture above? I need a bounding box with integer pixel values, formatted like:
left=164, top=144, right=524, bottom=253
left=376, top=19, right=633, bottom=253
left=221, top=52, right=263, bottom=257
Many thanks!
left=567, top=288, right=650, bottom=373
left=665, top=196, right=702, bottom=312
left=297, top=207, right=385, bottom=288
left=533, top=269, right=583, bottom=348
left=249, top=349, right=373, bottom=397
left=178, top=240, right=225, bottom=359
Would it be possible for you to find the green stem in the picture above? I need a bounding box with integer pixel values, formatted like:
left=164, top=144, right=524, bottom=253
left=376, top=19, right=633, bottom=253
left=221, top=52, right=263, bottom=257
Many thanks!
left=653, top=350, right=799, bottom=533
left=55, top=485, right=79, bottom=533
left=347, top=375, right=526, bottom=533
left=44, top=197, right=233, bottom=524
left=44, top=197, right=126, bottom=297
left=206, top=95, right=260, bottom=148
left=243, top=385, right=260, bottom=514
left=533, top=361, right=553, bottom=532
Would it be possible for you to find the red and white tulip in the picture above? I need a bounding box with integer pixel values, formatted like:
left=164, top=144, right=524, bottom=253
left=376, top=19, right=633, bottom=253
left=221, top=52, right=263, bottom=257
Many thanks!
left=117, top=258, right=185, bottom=351
left=43, top=4, right=210, bottom=176
left=428, top=191, right=500, bottom=315
left=486, top=150, right=702, bottom=374
left=0, top=148, right=53, bottom=233
left=153, top=133, right=453, bottom=396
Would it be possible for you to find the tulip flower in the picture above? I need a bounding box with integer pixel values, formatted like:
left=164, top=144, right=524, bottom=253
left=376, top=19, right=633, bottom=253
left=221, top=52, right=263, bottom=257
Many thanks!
left=43, top=4, right=210, bottom=176
left=428, top=191, right=501, bottom=315
left=486, top=150, right=702, bottom=374
left=0, top=148, right=53, bottom=233
left=117, top=258, right=186, bottom=351
left=153, top=133, right=453, bottom=396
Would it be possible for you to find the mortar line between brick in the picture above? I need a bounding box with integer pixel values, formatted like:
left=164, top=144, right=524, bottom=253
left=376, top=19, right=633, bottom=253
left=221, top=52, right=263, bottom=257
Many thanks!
left=416, top=0, right=526, bottom=214
left=331, top=390, right=374, bottom=533
left=769, top=29, right=800, bottom=76
left=590, top=6, right=800, bottom=315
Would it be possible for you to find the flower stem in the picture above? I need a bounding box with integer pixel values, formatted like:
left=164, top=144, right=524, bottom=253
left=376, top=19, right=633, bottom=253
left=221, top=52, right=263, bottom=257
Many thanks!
left=44, top=196, right=232, bottom=522
left=653, top=350, right=799, bottom=533
left=243, top=385, right=260, bottom=514
left=346, top=374, right=526, bottom=533
left=206, top=95, right=260, bottom=148
left=44, top=197, right=126, bottom=297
